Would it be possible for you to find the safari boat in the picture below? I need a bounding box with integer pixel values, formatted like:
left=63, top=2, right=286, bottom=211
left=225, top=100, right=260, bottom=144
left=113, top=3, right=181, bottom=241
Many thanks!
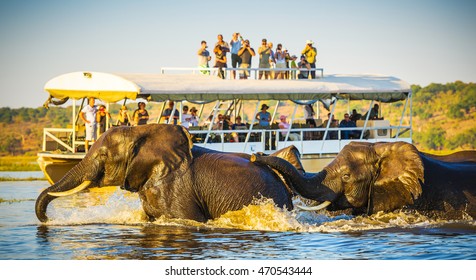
left=38, top=70, right=412, bottom=184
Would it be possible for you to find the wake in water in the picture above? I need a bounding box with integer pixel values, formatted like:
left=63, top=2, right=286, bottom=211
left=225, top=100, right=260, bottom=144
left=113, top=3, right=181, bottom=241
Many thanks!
left=45, top=188, right=476, bottom=232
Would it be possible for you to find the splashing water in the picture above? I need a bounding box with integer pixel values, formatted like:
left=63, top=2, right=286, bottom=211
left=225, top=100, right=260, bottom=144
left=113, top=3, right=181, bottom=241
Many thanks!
left=46, top=188, right=474, bottom=232
left=48, top=188, right=147, bottom=225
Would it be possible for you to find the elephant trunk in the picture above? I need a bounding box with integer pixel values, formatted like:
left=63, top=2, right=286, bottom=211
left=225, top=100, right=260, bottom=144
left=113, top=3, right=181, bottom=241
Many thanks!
left=251, top=154, right=338, bottom=202
left=35, top=159, right=94, bottom=222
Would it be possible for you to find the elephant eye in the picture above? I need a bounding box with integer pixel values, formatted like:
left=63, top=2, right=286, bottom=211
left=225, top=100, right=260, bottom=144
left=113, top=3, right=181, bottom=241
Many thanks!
left=342, top=174, right=351, bottom=182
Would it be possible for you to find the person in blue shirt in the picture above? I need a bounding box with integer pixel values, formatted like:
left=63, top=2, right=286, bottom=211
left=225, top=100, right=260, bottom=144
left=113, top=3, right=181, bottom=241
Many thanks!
left=339, top=113, right=358, bottom=139
left=255, top=104, right=271, bottom=127
left=229, top=32, right=243, bottom=79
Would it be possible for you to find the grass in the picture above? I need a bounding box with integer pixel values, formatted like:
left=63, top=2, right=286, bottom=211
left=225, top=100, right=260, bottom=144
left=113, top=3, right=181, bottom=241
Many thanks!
left=0, top=197, right=35, bottom=204
left=0, top=156, right=41, bottom=171
left=0, top=176, right=46, bottom=181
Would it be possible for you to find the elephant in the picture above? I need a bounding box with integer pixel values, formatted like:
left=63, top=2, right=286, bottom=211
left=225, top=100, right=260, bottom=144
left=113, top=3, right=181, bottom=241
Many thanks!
left=251, top=141, right=476, bottom=219
left=36, top=124, right=305, bottom=223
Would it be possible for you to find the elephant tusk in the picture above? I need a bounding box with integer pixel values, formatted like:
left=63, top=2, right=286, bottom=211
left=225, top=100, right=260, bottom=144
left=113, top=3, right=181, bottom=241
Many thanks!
left=48, top=180, right=91, bottom=197
left=296, top=201, right=331, bottom=211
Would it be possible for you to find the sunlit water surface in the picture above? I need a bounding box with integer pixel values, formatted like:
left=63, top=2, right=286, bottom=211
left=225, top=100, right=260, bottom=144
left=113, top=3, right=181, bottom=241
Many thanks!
left=1, top=174, right=475, bottom=260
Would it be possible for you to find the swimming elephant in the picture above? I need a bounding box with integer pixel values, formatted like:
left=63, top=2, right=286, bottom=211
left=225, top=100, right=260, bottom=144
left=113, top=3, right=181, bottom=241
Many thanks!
left=251, top=141, right=476, bottom=219
left=36, top=124, right=303, bottom=223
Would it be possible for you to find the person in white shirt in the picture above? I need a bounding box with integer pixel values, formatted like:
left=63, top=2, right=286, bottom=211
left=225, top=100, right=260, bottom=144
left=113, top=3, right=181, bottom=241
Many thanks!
left=80, top=97, right=98, bottom=153
left=180, top=105, right=192, bottom=129
left=278, top=115, right=301, bottom=141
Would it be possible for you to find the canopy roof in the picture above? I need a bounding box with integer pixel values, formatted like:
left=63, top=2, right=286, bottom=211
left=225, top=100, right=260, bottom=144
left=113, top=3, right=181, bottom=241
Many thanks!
left=44, top=71, right=411, bottom=103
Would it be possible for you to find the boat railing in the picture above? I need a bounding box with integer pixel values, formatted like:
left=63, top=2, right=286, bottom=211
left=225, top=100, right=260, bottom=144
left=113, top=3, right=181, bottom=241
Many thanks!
left=161, top=67, right=324, bottom=79
left=40, top=122, right=411, bottom=155
left=42, top=127, right=89, bottom=153
left=188, top=123, right=411, bottom=155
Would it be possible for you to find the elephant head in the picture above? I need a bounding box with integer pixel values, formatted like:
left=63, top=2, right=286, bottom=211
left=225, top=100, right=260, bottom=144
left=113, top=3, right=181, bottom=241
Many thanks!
left=36, top=124, right=193, bottom=222
left=252, top=141, right=424, bottom=214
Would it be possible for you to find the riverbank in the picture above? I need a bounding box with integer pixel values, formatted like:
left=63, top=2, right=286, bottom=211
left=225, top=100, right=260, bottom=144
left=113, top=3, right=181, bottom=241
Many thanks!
left=0, top=156, right=40, bottom=171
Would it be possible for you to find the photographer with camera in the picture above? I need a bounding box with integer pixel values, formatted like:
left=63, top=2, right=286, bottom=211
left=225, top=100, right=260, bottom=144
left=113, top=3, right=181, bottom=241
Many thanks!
left=197, top=40, right=212, bottom=75
left=237, top=39, right=255, bottom=79
left=274, top=43, right=286, bottom=79
left=301, top=40, right=317, bottom=79
left=298, top=55, right=311, bottom=79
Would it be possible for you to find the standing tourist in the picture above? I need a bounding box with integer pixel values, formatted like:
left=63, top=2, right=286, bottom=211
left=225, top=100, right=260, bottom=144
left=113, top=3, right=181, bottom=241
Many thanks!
left=96, top=104, right=112, bottom=136
left=197, top=40, right=211, bottom=75
left=229, top=32, right=243, bottom=79
left=133, top=102, right=149, bottom=125
left=301, top=40, right=317, bottom=79
left=162, top=101, right=179, bottom=125
left=117, top=105, right=130, bottom=126
left=255, top=104, right=271, bottom=127
left=214, top=45, right=227, bottom=79
left=215, top=34, right=230, bottom=53
left=80, top=97, right=97, bottom=153
left=304, top=104, right=317, bottom=126
left=274, top=44, right=286, bottom=79
left=237, top=39, right=255, bottom=79
left=258, top=38, right=271, bottom=80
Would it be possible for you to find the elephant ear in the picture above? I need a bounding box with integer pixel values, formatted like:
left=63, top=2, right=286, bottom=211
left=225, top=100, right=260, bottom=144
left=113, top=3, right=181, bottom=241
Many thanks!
left=123, top=125, right=193, bottom=191
left=370, top=142, right=424, bottom=213
left=270, top=145, right=305, bottom=173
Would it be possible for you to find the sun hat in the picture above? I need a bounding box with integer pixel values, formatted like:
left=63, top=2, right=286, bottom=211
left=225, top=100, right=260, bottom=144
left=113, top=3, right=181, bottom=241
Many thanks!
left=261, top=104, right=269, bottom=110
left=306, top=40, right=314, bottom=44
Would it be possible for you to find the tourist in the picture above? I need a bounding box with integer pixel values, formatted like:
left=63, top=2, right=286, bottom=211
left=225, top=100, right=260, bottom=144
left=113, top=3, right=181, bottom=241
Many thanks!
left=162, top=101, right=179, bottom=125
left=180, top=105, right=192, bottom=129
left=274, top=43, right=286, bottom=79
left=229, top=32, right=243, bottom=79
left=237, top=39, right=255, bottom=79
left=258, top=38, right=272, bottom=80
left=80, top=97, right=97, bottom=153
left=339, top=113, right=358, bottom=139
left=96, top=104, right=112, bottom=136
left=189, top=107, right=200, bottom=127
left=197, top=40, right=211, bottom=75
left=304, top=104, right=317, bottom=126
left=255, top=104, right=271, bottom=127
left=133, top=102, right=149, bottom=125
left=279, top=115, right=301, bottom=141
left=298, top=55, right=311, bottom=79
left=117, top=105, right=131, bottom=126
left=301, top=40, right=317, bottom=79
left=214, top=45, right=227, bottom=79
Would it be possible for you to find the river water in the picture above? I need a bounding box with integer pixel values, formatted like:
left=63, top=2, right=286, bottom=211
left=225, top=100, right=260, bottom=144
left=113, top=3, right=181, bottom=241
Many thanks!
left=0, top=172, right=475, bottom=260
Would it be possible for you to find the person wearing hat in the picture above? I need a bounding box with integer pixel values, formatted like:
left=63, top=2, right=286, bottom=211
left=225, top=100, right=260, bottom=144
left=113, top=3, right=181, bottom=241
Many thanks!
left=258, top=38, right=272, bottom=80
left=301, top=40, right=317, bottom=79
left=237, top=39, right=255, bottom=79
left=117, top=105, right=131, bottom=126
left=290, top=55, right=298, bottom=79
left=189, top=107, right=200, bottom=127
left=255, top=104, right=271, bottom=127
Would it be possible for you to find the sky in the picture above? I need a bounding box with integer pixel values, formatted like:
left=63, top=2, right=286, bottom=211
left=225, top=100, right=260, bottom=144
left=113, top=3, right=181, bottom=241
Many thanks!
left=0, top=0, right=475, bottom=108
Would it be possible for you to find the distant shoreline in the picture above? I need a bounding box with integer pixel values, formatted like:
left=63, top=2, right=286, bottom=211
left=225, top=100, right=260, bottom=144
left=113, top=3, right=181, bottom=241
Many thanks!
left=0, top=176, right=46, bottom=182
